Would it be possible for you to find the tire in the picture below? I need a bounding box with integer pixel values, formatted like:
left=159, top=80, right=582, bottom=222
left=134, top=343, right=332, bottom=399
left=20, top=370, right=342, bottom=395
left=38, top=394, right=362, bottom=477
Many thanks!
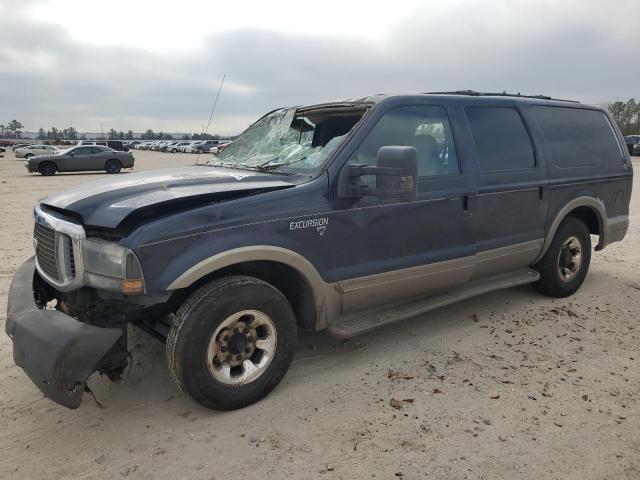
left=171, top=148, right=177, bottom=153
left=38, top=162, right=57, bottom=176
left=105, top=159, right=122, bottom=174
left=25, top=153, right=33, bottom=159
left=166, top=275, right=297, bottom=410
left=532, top=217, right=591, bottom=298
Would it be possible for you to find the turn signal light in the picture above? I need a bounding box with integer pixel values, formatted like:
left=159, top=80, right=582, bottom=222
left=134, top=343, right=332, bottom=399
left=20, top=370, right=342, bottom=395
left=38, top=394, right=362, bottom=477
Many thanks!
left=121, top=279, right=144, bottom=294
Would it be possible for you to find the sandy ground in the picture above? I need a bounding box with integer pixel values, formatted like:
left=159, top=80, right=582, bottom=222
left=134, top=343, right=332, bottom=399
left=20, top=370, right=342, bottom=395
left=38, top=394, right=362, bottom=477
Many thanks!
left=0, top=149, right=638, bottom=480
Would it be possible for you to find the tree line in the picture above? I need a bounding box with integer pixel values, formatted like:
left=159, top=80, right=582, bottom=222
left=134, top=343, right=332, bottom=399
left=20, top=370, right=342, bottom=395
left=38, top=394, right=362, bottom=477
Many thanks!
left=0, top=120, right=24, bottom=139
left=138, top=129, right=222, bottom=141
left=606, top=98, right=640, bottom=135
left=36, top=127, right=80, bottom=141
left=9, top=98, right=635, bottom=142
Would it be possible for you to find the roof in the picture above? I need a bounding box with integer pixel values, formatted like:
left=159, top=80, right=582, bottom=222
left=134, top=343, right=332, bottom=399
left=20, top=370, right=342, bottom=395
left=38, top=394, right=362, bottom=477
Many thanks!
left=424, top=90, right=579, bottom=103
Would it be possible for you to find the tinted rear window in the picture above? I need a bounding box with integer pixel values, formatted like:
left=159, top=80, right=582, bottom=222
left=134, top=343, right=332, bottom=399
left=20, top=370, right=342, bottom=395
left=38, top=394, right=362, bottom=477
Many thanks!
left=465, top=107, right=535, bottom=173
left=531, top=106, right=622, bottom=167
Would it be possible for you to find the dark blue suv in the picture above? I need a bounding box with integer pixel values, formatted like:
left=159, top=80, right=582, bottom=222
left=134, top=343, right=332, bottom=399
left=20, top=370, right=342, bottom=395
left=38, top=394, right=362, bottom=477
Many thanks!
left=6, top=92, right=633, bottom=410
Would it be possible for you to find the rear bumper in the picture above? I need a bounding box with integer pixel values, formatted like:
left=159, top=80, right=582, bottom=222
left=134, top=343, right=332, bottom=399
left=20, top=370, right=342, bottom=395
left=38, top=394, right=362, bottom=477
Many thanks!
left=5, top=257, right=123, bottom=409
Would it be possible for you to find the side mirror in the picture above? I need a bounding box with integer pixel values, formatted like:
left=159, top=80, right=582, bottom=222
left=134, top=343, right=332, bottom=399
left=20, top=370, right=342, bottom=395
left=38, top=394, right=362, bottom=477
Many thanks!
left=338, top=146, right=418, bottom=202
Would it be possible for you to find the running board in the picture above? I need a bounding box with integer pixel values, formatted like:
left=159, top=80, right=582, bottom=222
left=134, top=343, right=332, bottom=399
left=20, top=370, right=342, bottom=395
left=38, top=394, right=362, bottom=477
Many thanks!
left=326, top=269, right=540, bottom=339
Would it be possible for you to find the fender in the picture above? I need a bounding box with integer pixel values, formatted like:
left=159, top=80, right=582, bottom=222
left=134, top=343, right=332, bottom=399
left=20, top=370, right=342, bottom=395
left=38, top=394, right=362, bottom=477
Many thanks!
left=167, top=245, right=341, bottom=329
left=534, top=196, right=607, bottom=264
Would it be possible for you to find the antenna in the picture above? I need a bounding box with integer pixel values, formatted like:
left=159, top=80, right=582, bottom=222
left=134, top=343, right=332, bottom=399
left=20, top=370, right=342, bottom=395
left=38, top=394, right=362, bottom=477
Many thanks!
left=196, top=74, right=226, bottom=165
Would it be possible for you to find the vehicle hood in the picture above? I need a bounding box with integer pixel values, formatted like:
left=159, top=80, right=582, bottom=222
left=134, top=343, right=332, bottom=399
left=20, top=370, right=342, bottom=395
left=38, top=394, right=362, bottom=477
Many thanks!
left=40, top=166, right=296, bottom=228
left=28, top=153, right=59, bottom=162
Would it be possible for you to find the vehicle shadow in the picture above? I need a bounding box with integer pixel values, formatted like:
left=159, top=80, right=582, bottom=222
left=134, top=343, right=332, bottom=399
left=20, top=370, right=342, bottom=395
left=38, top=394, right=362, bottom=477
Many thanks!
left=23, top=171, right=133, bottom=177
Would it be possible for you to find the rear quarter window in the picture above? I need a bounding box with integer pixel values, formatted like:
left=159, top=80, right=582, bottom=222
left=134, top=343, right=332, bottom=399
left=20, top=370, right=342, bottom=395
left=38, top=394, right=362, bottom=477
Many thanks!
left=465, top=106, right=536, bottom=173
left=531, top=106, right=623, bottom=168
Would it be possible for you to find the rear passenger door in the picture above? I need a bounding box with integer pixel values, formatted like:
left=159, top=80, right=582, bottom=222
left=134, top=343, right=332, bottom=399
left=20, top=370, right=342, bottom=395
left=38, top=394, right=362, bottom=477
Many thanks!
left=87, top=147, right=109, bottom=170
left=464, top=104, right=548, bottom=279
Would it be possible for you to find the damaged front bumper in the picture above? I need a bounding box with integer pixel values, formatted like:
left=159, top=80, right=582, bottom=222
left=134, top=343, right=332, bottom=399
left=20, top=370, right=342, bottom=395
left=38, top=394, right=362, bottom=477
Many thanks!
left=5, top=257, right=123, bottom=409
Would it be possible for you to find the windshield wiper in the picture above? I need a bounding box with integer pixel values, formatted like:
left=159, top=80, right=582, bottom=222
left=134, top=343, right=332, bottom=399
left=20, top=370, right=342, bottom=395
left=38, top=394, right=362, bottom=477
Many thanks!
left=255, top=156, right=307, bottom=172
left=205, top=161, right=259, bottom=172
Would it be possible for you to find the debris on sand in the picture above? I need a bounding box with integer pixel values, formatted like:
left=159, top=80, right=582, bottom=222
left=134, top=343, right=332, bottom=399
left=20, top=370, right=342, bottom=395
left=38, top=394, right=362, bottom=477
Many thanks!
left=387, top=370, right=414, bottom=381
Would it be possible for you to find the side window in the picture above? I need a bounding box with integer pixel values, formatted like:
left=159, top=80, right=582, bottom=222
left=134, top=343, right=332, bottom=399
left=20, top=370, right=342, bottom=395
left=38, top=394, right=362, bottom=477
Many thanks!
left=466, top=107, right=535, bottom=173
left=73, top=147, right=90, bottom=155
left=89, top=147, right=103, bottom=154
left=354, top=105, right=459, bottom=179
left=531, top=106, right=623, bottom=167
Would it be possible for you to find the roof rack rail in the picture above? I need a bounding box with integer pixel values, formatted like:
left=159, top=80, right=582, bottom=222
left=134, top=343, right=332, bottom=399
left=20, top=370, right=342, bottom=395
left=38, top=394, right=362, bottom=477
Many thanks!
left=425, top=90, right=579, bottom=103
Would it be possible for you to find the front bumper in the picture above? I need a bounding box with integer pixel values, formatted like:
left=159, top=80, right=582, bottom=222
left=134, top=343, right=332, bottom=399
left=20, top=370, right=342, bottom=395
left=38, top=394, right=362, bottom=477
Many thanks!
left=5, top=257, right=123, bottom=409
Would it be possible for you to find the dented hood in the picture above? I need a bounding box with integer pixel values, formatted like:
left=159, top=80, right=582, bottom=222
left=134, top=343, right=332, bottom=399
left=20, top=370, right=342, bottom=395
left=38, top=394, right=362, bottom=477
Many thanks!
left=40, top=166, right=295, bottom=228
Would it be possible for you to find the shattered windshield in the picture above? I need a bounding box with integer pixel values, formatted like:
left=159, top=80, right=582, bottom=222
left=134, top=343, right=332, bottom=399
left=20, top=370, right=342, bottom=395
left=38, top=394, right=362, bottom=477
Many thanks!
left=208, top=106, right=366, bottom=174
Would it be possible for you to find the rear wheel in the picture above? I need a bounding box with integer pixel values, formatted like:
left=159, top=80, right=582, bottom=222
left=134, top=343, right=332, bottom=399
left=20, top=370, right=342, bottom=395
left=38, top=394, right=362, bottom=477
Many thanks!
left=166, top=276, right=297, bottom=410
left=532, top=217, right=591, bottom=297
left=105, top=159, right=122, bottom=174
left=38, top=162, right=57, bottom=176
left=25, top=153, right=34, bottom=159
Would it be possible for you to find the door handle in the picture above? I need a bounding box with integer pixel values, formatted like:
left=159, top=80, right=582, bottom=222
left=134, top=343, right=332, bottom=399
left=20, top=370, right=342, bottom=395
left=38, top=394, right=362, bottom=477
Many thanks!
left=463, top=193, right=475, bottom=211
left=538, top=185, right=547, bottom=200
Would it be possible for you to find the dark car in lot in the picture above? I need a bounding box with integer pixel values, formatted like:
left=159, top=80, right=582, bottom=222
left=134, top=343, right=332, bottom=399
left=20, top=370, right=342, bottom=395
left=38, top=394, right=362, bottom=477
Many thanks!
left=6, top=91, right=632, bottom=411
left=192, top=139, right=220, bottom=153
left=624, top=135, right=640, bottom=155
left=77, top=140, right=130, bottom=152
left=26, top=145, right=135, bottom=175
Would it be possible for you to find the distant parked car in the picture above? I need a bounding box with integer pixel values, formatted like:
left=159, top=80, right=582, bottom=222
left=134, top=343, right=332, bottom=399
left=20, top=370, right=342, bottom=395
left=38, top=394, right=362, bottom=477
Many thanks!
left=15, top=144, right=59, bottom=158
left=26, top=145, right=135, bottom=175
left=210, top=142, right=232, bottom=155
left=185, top=141, right=204, bottom=153
left=77, top=140, right=129, bottom=152
left=169, top=142, right=191, bottom=153
left=12, top=143, right=30, bottom=151
left=192, top=140, right=219, bottom=153
left=633, top=143, right=640, bottom=156
left=624, top=136, right=640, bottom=155
left=159, top=141, right=179, bottom=152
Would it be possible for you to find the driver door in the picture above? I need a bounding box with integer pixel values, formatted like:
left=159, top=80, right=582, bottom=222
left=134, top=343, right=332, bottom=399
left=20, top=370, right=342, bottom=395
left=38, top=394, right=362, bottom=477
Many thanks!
left=330, top=104, right=477, bottom=313
left=59, top=147, right=90, bottom=171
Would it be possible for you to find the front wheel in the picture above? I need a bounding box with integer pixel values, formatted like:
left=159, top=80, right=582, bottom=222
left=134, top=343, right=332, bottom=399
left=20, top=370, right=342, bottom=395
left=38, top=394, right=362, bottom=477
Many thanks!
left=166, top=276, right=297, bottom=410
left=532, top=217, right=591, bottom=297
left=38, top=162, right=57, bottom=176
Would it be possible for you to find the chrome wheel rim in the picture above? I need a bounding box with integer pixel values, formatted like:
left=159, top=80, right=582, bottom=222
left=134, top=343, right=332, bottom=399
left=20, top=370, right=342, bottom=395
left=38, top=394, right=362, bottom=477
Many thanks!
left=206, top=310, right=277, bottom=386
left=557, top=236, right=582, bottom=282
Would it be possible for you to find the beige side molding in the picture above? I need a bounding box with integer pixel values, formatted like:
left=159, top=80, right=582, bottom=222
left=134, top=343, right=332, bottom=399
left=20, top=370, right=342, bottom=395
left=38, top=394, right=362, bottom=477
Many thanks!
left=534, top=196, right=607, bottom=263
left=167, top=246, right=340, bottom=329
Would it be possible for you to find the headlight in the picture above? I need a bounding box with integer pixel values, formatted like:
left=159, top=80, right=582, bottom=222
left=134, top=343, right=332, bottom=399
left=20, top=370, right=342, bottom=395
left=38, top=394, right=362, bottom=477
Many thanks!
left=83, top=239, right=145, bottom=294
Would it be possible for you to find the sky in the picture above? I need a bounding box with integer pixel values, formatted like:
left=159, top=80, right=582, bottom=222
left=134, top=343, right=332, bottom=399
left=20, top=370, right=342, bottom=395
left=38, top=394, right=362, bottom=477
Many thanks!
left=1, top=0, right=639, bottom=135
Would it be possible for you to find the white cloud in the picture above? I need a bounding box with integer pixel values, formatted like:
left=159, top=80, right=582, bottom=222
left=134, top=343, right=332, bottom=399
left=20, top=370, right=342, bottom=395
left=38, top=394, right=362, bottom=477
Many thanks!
left=1, top=0, right=638, bottom=134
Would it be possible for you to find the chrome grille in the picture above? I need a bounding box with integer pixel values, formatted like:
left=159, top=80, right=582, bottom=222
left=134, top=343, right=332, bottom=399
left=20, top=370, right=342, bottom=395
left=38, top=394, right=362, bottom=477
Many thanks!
left=33, top=204, right=85, bottom=291
left=34, top=222, right=59, bottom=281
